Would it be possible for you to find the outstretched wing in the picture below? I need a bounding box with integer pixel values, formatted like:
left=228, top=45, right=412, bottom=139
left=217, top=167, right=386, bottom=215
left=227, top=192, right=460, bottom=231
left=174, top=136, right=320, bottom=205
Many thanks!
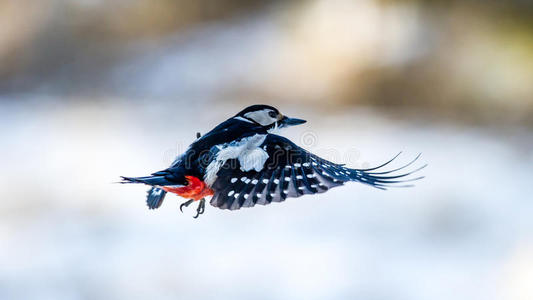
left=209, top=134, right=425, bottom=210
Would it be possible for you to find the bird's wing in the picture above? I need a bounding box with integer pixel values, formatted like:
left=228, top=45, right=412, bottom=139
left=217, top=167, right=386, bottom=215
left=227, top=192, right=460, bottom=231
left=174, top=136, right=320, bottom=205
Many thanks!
left=209, top=134, right=426, bottom=210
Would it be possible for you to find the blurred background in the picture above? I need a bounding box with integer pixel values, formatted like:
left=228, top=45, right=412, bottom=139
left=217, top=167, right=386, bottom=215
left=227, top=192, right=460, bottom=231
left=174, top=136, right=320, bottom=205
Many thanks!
left=1, top=0, right=533, bottom=299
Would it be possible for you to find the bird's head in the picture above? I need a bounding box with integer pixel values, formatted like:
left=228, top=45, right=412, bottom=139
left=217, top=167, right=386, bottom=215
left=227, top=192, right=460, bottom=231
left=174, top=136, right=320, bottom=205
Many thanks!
left=235, top=104, right=306, bottom=131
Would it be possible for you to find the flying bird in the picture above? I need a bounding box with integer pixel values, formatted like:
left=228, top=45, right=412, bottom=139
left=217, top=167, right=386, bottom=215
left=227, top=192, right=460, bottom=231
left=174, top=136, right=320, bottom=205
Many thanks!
left=121, top=105, right=425, bottom=217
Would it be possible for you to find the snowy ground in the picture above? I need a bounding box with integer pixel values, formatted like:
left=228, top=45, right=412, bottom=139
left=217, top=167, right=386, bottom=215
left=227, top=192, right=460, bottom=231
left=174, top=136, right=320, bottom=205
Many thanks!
left=1, top=98, right=532, bottom=300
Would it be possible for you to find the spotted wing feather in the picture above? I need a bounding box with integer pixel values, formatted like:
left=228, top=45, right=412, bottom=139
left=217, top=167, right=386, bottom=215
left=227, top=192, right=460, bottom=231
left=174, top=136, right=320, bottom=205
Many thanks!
left=210, top=134, right=425, bottom=210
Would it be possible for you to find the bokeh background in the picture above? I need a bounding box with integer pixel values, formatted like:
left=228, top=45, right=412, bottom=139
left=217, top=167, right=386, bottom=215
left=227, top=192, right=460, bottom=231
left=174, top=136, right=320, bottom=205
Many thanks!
left=1, top=1, right=533, bottom=299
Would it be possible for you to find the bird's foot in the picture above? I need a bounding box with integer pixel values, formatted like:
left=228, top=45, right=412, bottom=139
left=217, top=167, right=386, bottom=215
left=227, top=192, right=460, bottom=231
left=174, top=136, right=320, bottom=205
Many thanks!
left=193, top=198, right=206, bottom=219
left=180, top=199, right=194, bottom=212
left=179, top=198, right=206, bottom=218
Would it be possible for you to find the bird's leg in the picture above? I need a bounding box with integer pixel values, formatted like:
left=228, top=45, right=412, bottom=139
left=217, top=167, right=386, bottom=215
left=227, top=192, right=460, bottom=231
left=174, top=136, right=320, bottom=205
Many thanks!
left=193, top=198, right=206, bottom=219
left=179, top=199, right=194, bottom=212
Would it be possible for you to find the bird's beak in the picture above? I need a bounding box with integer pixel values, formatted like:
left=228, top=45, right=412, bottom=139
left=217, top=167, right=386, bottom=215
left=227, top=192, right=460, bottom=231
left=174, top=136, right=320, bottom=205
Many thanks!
left=280, top=116, right=307, bottom=127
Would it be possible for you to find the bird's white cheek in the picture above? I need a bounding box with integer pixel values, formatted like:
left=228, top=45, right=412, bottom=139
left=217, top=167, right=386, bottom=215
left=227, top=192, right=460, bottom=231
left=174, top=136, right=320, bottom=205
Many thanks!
left=244, top=110, right=277, bottom=126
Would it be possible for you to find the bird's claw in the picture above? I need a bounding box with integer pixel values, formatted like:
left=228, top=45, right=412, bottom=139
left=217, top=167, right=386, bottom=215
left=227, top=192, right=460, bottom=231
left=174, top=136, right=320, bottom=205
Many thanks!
left=180, top=199, right=194, bottom=212
left=180, top=198, right=206, bottom=218
left=193, top=198, right=206, bottom=219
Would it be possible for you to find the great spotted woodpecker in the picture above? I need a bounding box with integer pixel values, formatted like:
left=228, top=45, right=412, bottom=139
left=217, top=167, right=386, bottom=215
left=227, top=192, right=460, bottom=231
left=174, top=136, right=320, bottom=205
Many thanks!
left=121, top=104, right=425, bottom=217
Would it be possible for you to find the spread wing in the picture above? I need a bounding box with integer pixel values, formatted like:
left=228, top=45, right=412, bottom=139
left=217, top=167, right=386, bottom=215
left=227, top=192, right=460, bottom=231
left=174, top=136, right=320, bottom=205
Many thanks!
left=209, top=134, right=426, bottom=210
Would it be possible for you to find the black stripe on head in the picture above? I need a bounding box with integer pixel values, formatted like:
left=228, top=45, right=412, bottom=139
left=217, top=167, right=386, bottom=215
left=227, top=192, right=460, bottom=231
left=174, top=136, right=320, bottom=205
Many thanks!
left=236, top=104, right=279, bottom=117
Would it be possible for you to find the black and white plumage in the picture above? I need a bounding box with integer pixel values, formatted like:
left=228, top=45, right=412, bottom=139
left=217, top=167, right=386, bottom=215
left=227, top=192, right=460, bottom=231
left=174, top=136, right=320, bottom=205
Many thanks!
left=210, top=135, right=425, bottom=210
left=121, top=104, right=425, bottom=216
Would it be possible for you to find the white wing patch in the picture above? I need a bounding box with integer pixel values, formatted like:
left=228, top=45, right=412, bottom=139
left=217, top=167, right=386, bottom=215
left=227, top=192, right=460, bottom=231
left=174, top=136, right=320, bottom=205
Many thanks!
left=204, top=134, right=268, bottom=186
left=239, top=147, right=268, bottom=172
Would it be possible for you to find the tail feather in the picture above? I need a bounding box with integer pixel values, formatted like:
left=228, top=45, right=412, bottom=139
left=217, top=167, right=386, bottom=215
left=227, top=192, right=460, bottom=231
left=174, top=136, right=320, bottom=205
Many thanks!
left=120, top=175, right=173, bottom=186
left=120, top=176, right=143, bottom=183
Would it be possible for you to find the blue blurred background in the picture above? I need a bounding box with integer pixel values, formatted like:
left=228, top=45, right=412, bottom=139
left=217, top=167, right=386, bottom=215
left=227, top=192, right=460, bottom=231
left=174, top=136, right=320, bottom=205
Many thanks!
left=1, top=1, right=533, bottom=299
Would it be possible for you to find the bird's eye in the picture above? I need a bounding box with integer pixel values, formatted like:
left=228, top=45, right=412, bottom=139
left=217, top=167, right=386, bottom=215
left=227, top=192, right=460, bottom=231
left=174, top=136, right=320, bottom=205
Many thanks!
left=268, top=111, right=277, bottom=118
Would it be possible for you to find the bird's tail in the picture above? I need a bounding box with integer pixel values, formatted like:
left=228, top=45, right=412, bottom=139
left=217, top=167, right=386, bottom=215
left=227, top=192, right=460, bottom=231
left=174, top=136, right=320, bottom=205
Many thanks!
left=119, top=175, right=169, bottom=185
left=119, top=177, right=168, bottom=209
